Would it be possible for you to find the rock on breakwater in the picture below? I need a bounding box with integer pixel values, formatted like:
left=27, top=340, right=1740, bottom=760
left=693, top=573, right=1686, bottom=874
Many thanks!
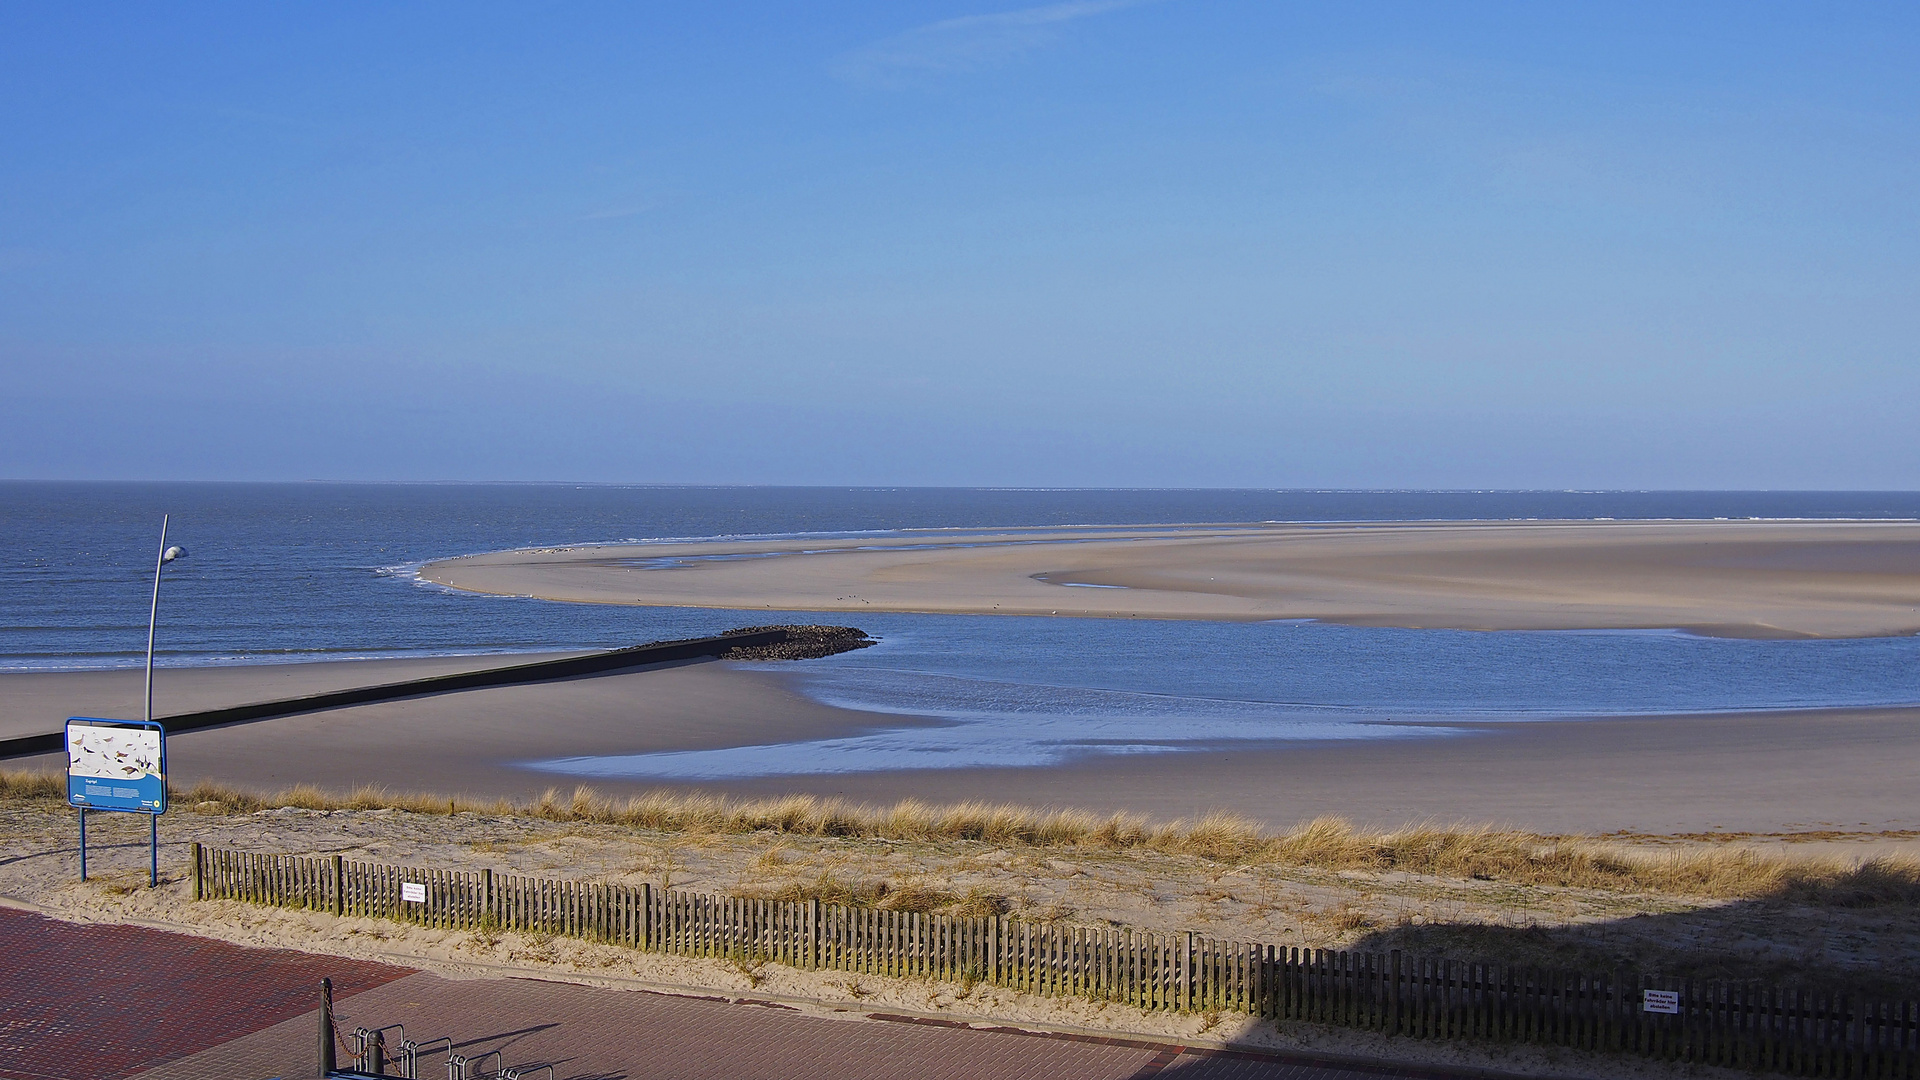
left=722, top=625, right=875, bottom=661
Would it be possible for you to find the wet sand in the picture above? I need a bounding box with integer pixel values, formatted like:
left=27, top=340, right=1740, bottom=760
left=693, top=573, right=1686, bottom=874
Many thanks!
left=421, top=520, right=1920, bottom=639
left=674, top=695, right=1920, bottom=849
left=0, top=654, right=584, bottom=742
left=1, top=657, right=931, bottom=799
left=7, top=657, right=1918, bottom=851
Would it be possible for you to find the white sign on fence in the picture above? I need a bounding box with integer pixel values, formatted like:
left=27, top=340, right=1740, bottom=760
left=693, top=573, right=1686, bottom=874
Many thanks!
left=401, top=881, right=427, bottom=903
left=1643, top=989, right=1681, bottom=1014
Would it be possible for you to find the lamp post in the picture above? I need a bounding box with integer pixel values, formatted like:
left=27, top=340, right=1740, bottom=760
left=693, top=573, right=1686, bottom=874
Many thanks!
left=142, top=514, right=184, bottom=886
left=77, top=517, right=186, bottom=887
left=146, top=515, right=186, bottom=725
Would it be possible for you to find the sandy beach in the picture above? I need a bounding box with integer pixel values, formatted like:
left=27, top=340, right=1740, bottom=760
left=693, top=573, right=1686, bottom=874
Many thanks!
left=9, top=651, right=1918, bottom=1058
left=419, top=520, right=1920, bottom=639
left=7, top=657, right=1918, bottom=851
left=1, top=656, right=921, bottom=797
left=0, top=653, right=585, bottom=742
left=12, top=517, right=1918, bottom=851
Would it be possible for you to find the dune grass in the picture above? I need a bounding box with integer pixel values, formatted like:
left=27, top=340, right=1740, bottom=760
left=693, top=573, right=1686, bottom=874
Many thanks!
left=0, top=770, right=62, bottom=801
left=4, top=768, right=1915, bottom=906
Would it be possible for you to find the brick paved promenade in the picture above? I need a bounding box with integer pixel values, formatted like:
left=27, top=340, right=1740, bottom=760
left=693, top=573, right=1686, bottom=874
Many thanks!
left=0, top=907, right=407, bottom=1080
left=2, top=906, right=1494, bottom=1080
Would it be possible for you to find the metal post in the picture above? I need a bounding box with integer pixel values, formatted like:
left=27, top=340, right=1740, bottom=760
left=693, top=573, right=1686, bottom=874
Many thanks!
left=318, top=978, right=335, bottom=1078
left=78, top=809, right=87, bottom=881
left=143, top=515, right=178, bottom=890
left=145, top=515, right=168, bottom=728
left=143, top=511, right=169, bottom=722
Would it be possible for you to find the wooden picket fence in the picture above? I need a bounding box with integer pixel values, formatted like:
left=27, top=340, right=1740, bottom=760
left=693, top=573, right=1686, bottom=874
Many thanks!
left=193, top=844, right=1917, bottom=1078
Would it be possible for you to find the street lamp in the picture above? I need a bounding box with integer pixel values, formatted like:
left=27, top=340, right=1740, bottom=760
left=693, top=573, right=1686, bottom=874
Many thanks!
left=75, top=517, right=187, bottom=889
left=146, top=515, right=186, bottom=725
left=140, top=515, right=185, bottom=889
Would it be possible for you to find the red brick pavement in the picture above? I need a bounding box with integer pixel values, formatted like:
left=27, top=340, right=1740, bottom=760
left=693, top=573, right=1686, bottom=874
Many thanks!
left=3, top=907, right=1499, bottom=1080
left=145, top=972, right=1165, bottom=1080
left=0, top=907, right=408, bottom=1080
left=143, top=970, right=1495, bottom=1080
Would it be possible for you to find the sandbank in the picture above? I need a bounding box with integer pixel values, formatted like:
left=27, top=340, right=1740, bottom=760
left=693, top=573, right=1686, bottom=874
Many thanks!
left=420, top=520, right=1920, bottom=639
left=7, top=658, right=1919, bottom=852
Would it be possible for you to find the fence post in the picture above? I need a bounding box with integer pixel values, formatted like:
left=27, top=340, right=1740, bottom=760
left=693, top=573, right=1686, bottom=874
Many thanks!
left=1391, top=950, right=1403, bottom=1035
left=483, top=868, right=494, bottom=926
left=190, top=842, right=203, bottom=901
left=807, top=899, right=819, bottom=970
left=331, top=854, right=344, bottom=917
left=1183, top=932, right=1195, bottom=1012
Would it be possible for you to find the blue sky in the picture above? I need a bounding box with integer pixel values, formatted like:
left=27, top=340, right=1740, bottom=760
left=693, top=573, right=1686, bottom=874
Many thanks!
left=2, top=2, right=1915, bottom=486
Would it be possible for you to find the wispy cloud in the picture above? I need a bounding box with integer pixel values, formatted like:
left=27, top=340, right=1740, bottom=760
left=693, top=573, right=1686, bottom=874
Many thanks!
left=832, top=0, right=1149, bottom=85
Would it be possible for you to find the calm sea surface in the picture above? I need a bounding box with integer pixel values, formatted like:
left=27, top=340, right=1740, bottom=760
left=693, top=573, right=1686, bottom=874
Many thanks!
left=6, top=483, right=1917, bottom=776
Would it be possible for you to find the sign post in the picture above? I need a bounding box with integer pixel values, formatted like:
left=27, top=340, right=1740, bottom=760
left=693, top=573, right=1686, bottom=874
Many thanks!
left=66, top=718, right=167, bottom=886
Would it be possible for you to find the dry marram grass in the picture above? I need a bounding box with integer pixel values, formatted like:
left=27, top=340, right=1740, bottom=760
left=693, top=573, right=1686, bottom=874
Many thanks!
left=5, top=768, right=1915, bottom=906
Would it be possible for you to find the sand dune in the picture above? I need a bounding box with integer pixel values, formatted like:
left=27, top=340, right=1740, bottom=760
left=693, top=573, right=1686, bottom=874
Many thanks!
left=422, top=520, right=1920, bottom=639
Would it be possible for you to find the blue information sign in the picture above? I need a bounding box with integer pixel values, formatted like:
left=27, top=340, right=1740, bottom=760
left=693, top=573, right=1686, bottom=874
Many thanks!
left=65, top=718, right=167, bottom=814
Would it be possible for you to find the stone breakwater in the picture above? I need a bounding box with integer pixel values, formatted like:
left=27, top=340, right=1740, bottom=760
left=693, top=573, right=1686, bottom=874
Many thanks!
left=721, top=625, right=875, bottom=661
left=0, top=626, right=860, bottom=761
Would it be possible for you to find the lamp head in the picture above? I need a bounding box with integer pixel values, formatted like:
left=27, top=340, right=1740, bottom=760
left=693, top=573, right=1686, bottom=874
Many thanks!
left=161, top=546, right=185, bottom=563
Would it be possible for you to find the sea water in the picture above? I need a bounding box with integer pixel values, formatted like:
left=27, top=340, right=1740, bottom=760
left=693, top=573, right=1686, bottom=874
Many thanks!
left=5, top=482, right=1918, bottom=777
left=527, top=614, right=1920, bottom=778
